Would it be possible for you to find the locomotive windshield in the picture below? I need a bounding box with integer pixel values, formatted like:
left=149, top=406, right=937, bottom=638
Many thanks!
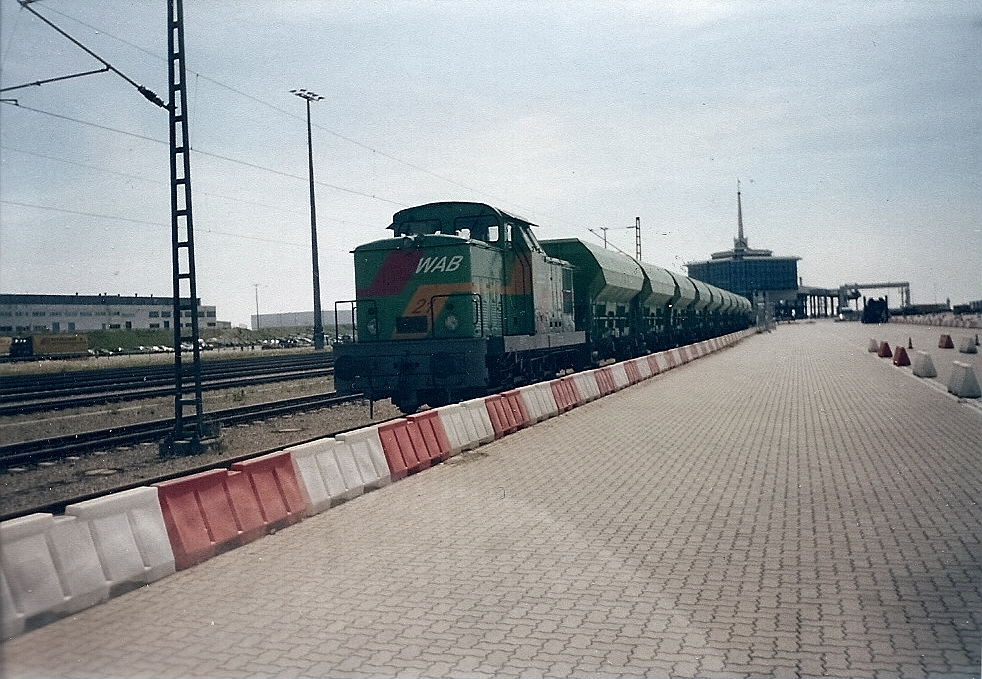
left=391, top=213, right=505, bottom=244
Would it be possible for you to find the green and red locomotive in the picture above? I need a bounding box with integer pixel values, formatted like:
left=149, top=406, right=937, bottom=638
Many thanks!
left=333, top=201, right=752, bottom=413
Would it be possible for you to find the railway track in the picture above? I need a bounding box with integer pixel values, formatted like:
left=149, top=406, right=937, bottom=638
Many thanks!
left=0, top=391, right=362, bottom=470
left=0, top=353, right=335, bottom=416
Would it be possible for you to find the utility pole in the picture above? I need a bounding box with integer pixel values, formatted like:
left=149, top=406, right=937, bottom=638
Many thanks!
left=254, top=283, right=261, bottom=330
left=635, top=216, right=642, bottom=261
left=164, top=0, right=215, bottom=454
left=291, top=88, right=325, bottom=351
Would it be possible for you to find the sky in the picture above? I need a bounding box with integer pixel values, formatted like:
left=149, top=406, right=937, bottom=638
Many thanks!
left=1, top=0, right=979, bottom=327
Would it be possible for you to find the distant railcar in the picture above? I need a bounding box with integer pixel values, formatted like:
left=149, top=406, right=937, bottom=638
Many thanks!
left=8, top=334, right=89, bottom=359
left=333, top=202, right=753, bottom=413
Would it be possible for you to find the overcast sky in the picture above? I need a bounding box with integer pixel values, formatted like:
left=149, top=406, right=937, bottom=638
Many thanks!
left=1, top=0, right=979, bottom=327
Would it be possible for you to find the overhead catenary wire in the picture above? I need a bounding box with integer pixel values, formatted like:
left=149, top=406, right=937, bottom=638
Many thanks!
left=15, top=0, right=167, bottom=109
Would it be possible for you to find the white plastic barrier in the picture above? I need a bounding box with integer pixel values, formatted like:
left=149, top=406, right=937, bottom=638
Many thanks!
left=335, top=425, right=391, bottom=489
left=434, top=404, right=468, bottom=456
left=609, top=363, right=630, bottom=390
left=2, top=513, right=110, bottom=640
left=949, top=361, right=982, bottom=398
left=912, top=351, right=938, bottom=378
left=289, top=438, right=364, bottom=515
left=518, top=382, right=559, bottom=423
left=571, top=371, right=600, bottom=403
left=653, top=352, right=672, bottom=373
left=459, top=397, right=496, bottom=445
left=958, top=336, right=978, bottom=354
left=635, top=357, right=653, bottom=380
left=65, top=487, right=175, bottom=593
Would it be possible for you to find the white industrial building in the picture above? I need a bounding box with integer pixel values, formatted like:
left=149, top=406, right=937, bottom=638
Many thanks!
left=0, top=294, right=226, bottom=333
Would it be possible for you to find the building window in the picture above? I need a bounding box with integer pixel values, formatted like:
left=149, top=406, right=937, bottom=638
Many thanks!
left=149, top=311, right=159, bottom=318
left=149, top=323, right=160, bottom=329
left=0, top=326, right=11, bottom=332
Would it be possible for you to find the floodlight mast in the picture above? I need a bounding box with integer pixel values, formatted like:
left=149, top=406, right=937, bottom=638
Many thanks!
left=291, top=88, right=326, bottom=350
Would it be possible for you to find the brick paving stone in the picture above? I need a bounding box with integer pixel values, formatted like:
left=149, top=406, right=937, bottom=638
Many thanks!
left=2, top=321, right=980, bottom=678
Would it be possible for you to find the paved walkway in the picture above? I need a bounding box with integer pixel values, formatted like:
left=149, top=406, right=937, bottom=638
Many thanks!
left=3, top=320, right=980, bottom=679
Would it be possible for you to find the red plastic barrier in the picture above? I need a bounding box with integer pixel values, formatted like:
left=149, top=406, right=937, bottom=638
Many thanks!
left=377, top=419, right=431, bottom=480
left=230, top=451, right=306, bottom=532
left=595, top=367, right=616, bottom=396
left=503, top=389, right=531, bottom=428
left=407, top=411, right=452, bottom=464
left=624, top=360, right=642, bottom=384
left=877, top=341, right=892, bottom=358
left=939, top=334, right=955, bottom=349
left=551, top=377, right=580, bottom=412
left=646, top=354, right=662, bottom=376
left=893, top=346, right=911, bottom=367
left=155, top=469, right=265, bottom=571
left=485, top=391, right=530, bottom=438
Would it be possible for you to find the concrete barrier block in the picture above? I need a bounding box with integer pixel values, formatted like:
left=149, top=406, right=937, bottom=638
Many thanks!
left=66, top=487, right=176, bottom=588
left=336, top=426, right=391, bottom=488
left=868, top=338, right=879, bottom=353
left=958, top=336, right=978, bottom=354
left=948, top=361, right=981, bottom=398
left=912, top=351, right=937, bottom=378
left=230, top=451, right=306, bottom=532
left=460, top=397, right=495, bottom=445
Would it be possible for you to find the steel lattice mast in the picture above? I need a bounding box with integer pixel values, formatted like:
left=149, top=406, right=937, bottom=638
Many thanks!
left=165, top=0, right=212, bottom=453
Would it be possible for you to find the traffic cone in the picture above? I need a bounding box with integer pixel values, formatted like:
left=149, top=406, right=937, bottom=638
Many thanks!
left=908, top=337, right=913, bottom=349
left=878, top=341, right=892, bottom=358
left=893, top=346, right=911, bottom=367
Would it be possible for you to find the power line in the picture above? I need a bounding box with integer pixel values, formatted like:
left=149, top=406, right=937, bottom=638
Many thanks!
left=0, top=199, right=309, bottom=247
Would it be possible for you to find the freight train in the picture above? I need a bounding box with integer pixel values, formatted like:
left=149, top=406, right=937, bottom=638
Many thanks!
left=333, top=202, right=753, bottom=413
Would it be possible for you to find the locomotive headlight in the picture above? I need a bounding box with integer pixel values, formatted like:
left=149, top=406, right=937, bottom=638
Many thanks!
left=366, top=318, right=377, bottom=336
left=444, top=314, right=459, bottom=332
